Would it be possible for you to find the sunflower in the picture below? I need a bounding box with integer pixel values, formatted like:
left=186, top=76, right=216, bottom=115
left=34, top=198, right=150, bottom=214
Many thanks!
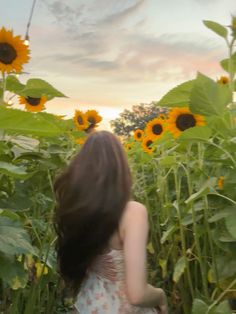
left=167, top=107, right=205, bottom=138
left=75, top=137, right=86, bottom=145
left=134, top=129, right=144, bottom=141
left=18, top=95, right=47, bottom=112
left=73, top=110, right=89, bottom=131
left=145, top=118, right=165, bottom=140
left=0, top=27, right=30, bottom=73
left=142, top=136, right=155, bottom=154
left=85, top=110, right=102, bottom=127
left=125, top=143, right=133, bottom=151
left=217, top=76, right=229, bottom=85
left=159, top=114, right=167, bottom=120
left=217, top=176, right=224, bottom=189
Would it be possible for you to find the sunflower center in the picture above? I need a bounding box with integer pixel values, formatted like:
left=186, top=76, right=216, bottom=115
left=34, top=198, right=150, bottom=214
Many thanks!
left=77, top=116, right=84, bottom=125
left=146, top=140, right=153, bottom=147
left=137, top=132, right=142, bottom=138
left=88, top=117, right=96, bottom=125
left=26, top=96, right=41, bottom=106
left=152, top=124, right=163, bottom=135
left=176, top=114, right=196, bottom=131
left=0, top=42, right=17, bottom=64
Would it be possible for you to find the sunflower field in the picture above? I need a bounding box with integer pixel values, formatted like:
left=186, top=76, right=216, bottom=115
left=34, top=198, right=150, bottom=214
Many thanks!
left=0, top=17, right=236, bottom=314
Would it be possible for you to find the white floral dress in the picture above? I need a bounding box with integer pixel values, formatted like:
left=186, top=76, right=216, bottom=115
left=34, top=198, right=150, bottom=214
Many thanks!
left=74, top=249, right=158, bottom=314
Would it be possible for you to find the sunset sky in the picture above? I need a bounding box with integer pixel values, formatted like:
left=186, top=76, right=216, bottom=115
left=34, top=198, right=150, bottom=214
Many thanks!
left=2, top=0, right=236, bottom=128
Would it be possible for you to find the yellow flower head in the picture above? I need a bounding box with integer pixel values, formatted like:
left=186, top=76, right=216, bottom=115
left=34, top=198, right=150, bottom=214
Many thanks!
left=18, top=95, right=47, bottom=112
left=35, top=262, right=48, bottom=278
left=167, top=107, right=205, bottom=138
left=159, top=114, right=167, bottom=120
left=73, top=110, right=89, bottom=131
left=134, top=129, right=144, bottom=141
left=217, top=76, right=229, bottom=85
left=75, top=137, right=86, bottom=145
left=125, top=143, right=133, bottom=151
left=85, top=110, right=102, bottom=127
left=142, top=136, right=155, bottom=154
left=218, top=176, right=224, bottom=189
left=145, top=118, right=165, bottom=140
left=0, top=27, right=30, bottom=73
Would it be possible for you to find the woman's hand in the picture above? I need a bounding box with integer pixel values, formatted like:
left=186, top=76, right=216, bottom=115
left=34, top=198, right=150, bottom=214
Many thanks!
left=155, top=288, right=168, bottom=314
left=158, top=304, right=168, bottom=314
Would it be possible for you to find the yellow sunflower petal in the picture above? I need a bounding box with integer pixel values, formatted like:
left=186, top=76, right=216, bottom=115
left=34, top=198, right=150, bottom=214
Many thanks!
left=18, top=95, right=47, bottom=112
left=73, top=110, right=89, bottom=130
left=85, top=110, right=102, bottom=127
left=167, top=107, right=205, bottom=138
left=142, top=136, right=155, bottom=154
left=0, top=27, right=30, bottom=73
left=145, top=118, right=165, bottom=140
left=134, top=129, right=144, bottom=141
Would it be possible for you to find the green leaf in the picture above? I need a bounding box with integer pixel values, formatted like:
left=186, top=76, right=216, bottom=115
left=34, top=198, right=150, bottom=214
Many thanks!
left=203, top=20, right=228, bottom=39
left=208, top=207, right=235, bottom=223
left=0, top=217, right=35, bottom=255
left=185, top=178, right=217, bottom=204
left=6, top=135, right=40, bottom=150
left=173, top=256, right=186, bottom=283
left=190, top=73, right=231, bottom=116
left=220, top=52, right=236, bottom=75
left=0, top=107, right=67, bottom=137
left=215, top=300, right=232, bottom=314
left=179, top=126, right=212, bottom=141
left=20, top=78, right=67, bottom=100
left=158, top=80, right=195, bottom=107
left=159, top=156, right=176, bottom=167
left=225, top=211, right=236, bottom=239
left=161, top=225, right=177, bottom=244
left=0, top=161, right=29, bottom=179
left=182, top=214, right=203, bottom=226
left=147, top=242, right=155, bottom=254
left=5, top=75, right=25, bottom=94
left=191, top=299, right=208, bottom=314
left=0, top=255, right=28, bottom=289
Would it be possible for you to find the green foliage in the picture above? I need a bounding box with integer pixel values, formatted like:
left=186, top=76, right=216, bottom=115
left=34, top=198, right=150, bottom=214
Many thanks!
left=5, top=76, right=66, bottom=100
left=0, top=107, right=70, bottom=137
left=190, top=72, right=231, bottom=116
left=220, top=52, right=236, bottom=75
left=203, top=20, right=228, bottom=39
left=158, top=80, right=195, bottom=107
left=0, top=216, right=35, bottom=255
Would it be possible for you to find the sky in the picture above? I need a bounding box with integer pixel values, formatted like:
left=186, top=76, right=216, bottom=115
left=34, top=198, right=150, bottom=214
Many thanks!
left=2, top=0, right=236, bottom=129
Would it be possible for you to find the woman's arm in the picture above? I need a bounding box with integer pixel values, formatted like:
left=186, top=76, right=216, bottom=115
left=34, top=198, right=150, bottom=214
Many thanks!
left=120, top=201, right=168, bottom=311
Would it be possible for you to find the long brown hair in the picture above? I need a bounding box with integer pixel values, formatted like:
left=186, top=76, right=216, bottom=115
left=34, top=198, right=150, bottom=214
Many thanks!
left=54, top=131, right=132, bottom=293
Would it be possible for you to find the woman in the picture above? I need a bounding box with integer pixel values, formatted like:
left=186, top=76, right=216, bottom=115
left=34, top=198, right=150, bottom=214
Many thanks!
left=54, top=131, right=168, bottom=314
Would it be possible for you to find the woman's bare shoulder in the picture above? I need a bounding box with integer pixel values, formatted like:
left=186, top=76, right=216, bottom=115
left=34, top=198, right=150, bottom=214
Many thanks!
left=119, top=201, right=148, bottom=237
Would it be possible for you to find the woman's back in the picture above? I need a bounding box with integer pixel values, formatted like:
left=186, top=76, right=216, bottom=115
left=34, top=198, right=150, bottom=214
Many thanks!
left=74, top=201, right=158, bottom=314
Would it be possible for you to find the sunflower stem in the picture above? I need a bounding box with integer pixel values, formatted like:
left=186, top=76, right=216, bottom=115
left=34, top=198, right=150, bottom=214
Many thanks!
left=0, top=71, right=6, bottom=105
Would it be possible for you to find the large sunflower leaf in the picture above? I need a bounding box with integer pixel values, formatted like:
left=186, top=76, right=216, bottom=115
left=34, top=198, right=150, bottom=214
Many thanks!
left=5, top=75, right=25, bottom=94
left=225, top=211, right=236, bottom=239
left=0, top=216, right=35, bottom=255
left=191, top=299, right=208, bottom=314
left=0, top=107, right=67, bottom=137
left=189, top=72, right=231, bottom=116
left=19, top=78, right=67, bottom=100
left=0, top=161, right=30, bottom=179
left=158, top=80, right=195, bottom=107
left=220, top=52, right=236, bottom=75
left=203, top=20, right=228, bottom=39
left=0, top=255, right=28, bottom=289
left=178, top=126, right=212, bottom=141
